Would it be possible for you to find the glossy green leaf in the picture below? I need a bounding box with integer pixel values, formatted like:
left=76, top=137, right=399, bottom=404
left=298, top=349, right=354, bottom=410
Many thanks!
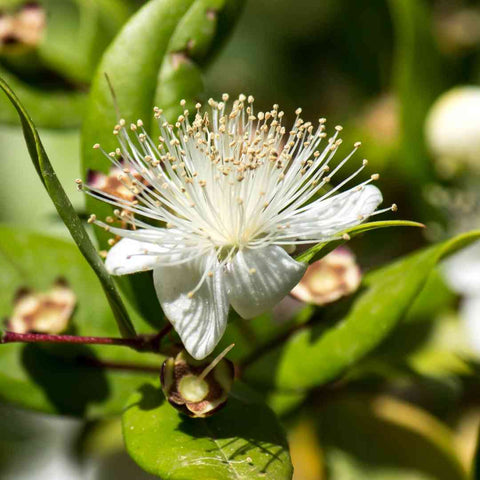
left=0, top=226, right=162, bottom=417
left=0, top=77, right=136, bottom=338
left=244, top=230, right=480, bottom=392
left=122, top=381, right=293, bottom=479
left=153, top=0, right=244, bottom=123
left=296, top=219, right=424, bottom=264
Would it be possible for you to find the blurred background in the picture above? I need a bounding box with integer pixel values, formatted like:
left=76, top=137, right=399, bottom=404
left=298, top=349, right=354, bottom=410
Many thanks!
left=1, top=0, right=480, bottom=478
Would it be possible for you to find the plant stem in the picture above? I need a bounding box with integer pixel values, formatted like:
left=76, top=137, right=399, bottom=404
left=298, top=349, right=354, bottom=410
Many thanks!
left=1, top=324, right=173, bottom=353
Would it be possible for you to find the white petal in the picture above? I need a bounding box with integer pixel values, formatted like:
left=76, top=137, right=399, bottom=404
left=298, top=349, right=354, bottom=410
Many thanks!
left=225, top=245, right=306, bottom=318
left=290, top=184, right=383, bottom=240
left=105, top=238, right=166, bottom=275
left=443, top=240, right=480, bottom=296
left=460, top=295, right=480, bottom=355
left=153, top=255, right=228, bottom=360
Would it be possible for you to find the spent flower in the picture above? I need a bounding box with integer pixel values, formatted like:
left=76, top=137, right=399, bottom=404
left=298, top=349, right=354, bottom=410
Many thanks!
left=5, top=279, right=76, bottom=334
left=290, top=247, right=362, bottom=305
left=80, top=94, right=391, bottom=359
left=160, top=347, right=234, bottom=418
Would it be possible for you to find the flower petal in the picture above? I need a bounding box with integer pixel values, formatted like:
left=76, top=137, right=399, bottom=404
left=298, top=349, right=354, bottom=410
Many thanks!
left=460, top=295, right=480, bottom=355
left=153, top=255, right=228, bottom=360
left=443, top=240, right=480, bottom=296
left=105, top=237, right=167, bottom=275
left=289, top=184, right=383, bottom=241
left=225, top=245, right=306, bottom=318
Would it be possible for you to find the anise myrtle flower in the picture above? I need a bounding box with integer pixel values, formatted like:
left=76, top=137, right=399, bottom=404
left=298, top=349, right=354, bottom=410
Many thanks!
left=80, top=94, right=390, bottom=359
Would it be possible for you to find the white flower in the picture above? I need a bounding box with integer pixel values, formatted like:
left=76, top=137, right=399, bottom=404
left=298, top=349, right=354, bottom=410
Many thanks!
left=443, top=241, right=480, bottom=298
left=82, top=95, right=388, bottom=359
left=443, top=240, right=480, bottom=354
left=426, top=86, right=480, bottom=176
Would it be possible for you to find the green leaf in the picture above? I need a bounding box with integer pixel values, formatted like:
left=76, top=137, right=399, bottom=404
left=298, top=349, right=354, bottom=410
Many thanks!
left=295, top=220, right=424, bottom=264
left=244, top=230, right=480, bottom=392
left=153, top=0, right=245, bottom=123
left=0, top=76, right=136, bottom=338
left=122, top=381, right=293, bottom=479
left=0, top=226, right=162, bottom=417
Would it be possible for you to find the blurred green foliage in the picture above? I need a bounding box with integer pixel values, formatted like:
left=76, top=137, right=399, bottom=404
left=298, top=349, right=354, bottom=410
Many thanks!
left=1, top=0, right=480, bottom=479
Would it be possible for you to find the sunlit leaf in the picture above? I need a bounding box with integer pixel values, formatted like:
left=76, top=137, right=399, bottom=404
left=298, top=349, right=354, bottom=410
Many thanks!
left=296, top=220, right=424, bottom=264
left=122, top=381, right=293, bottom=479
left=244, top=230, right=480, bottom=391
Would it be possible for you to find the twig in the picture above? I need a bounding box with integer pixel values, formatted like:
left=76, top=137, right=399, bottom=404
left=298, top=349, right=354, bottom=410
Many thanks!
left=1, top=324, right=173, bottom=353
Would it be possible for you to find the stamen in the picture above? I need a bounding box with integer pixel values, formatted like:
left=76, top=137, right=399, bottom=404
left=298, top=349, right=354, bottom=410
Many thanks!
left=83, top=94, right=389, bottom=273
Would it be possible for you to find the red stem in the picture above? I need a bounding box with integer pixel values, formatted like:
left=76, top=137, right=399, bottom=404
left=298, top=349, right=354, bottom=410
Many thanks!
left=1, top=324, right=173, bottom=353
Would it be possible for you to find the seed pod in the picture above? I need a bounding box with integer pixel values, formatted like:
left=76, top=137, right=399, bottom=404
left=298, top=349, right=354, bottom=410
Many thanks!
left=160, top=349, right=234, bottom=418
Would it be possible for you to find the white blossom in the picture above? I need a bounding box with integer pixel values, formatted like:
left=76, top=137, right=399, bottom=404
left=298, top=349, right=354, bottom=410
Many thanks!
left=426, top=86, right=480, bottom=175
left=81, top=95, right=389, bottom=359
left=443, top=241, right=480, bottom=354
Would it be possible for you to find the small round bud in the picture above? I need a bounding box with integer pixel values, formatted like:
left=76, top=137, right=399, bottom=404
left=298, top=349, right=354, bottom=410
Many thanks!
left=160, top=349, right=234, bottom=418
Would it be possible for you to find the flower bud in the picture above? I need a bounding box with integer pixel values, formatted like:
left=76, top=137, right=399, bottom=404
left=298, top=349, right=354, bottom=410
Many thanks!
left=290, top=247, right=361, bottom=305
left=160, top=349, right=234, bottom=418
left=5, top=279, right=76, bottom=334
left=426, top=86, right=480, bottom=177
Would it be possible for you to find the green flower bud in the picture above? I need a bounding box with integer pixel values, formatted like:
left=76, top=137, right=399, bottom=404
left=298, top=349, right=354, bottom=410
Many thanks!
left=160, top=348, right=234, bottom=418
